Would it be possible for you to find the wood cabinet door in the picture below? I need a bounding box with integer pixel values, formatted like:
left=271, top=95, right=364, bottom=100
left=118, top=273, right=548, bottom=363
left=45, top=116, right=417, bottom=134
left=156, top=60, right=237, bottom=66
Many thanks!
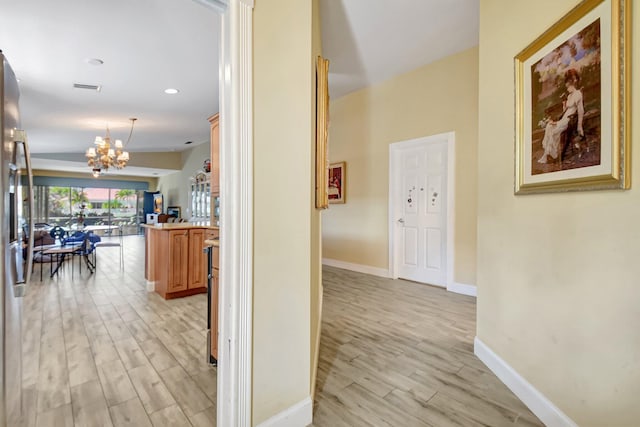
left=211, top=267, right=219, bottom=360
left=168, top=230, right=189, bottom=292
left=188, top=229, right=207, bottom=289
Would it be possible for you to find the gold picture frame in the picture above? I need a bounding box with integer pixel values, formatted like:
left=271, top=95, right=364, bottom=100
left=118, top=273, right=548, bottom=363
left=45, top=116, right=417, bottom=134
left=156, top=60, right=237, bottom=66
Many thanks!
left=328, top=162, right=346, bottom=204
left=315, top=56, right=330, bottom=209
left=514, top=0, right=630, bottom=194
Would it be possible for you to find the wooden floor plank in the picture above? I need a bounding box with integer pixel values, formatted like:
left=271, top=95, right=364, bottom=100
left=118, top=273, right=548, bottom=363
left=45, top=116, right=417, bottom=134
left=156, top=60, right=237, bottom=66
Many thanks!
left=21, top=236, right=215, bottom=425
left=22, top=235, right=542, bottom=427
left=314, top=266, right=543, bottom=426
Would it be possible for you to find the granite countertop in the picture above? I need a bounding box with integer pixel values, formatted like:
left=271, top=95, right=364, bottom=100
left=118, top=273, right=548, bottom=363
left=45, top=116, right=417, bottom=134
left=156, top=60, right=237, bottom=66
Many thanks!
left=142, top=223, right=220, bottom=231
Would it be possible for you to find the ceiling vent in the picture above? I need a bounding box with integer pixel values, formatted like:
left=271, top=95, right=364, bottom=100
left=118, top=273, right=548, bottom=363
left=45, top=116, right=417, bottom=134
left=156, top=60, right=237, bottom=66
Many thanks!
left=73, top=83, right=101, bottom=92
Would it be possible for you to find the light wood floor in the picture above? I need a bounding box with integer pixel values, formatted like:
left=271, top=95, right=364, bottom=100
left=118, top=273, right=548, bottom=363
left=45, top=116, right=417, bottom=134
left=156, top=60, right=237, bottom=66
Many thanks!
left=21, top=235, right=216, bottom=427
left=313, top=266, right=544, bottom=427
left=21, top=235, right=542, bottom=426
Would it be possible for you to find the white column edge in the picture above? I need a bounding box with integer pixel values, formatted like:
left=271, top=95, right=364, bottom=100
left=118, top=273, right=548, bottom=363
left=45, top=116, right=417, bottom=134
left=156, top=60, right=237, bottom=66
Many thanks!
left=217, top=0, right=253, bottom=426
left=236, top=3, right=253, bottom=426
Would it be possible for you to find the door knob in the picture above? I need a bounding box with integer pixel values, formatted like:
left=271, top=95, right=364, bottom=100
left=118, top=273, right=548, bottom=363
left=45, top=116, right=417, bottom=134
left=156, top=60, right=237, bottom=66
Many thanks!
left=397, top=218, right=405, bottom=224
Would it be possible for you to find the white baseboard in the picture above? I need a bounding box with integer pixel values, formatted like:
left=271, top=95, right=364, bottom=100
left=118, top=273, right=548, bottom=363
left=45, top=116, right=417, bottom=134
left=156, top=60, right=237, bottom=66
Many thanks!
left=474, top=337, right=578, bottom=427
left=323, top=258, right=477, bottom=299
left=447, top=281, right=477, bottom=297
left=311, top=290, right=323, bottom=401
left=145, top=281, right=155, bottom=292
left=322, top=258, right=390, bottom=278
left=256, top=396, right=313, bottom=427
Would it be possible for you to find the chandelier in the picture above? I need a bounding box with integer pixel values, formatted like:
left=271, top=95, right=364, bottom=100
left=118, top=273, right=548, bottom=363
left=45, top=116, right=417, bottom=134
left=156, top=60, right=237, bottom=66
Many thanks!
left=86, top=118, right=136, bottom=177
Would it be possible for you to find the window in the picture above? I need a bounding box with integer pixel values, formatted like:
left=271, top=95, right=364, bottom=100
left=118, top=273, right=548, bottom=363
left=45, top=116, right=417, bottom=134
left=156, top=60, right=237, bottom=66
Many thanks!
left=46, top=186, right=71, bottom=227
left=34, top=185, right=144, bottom=235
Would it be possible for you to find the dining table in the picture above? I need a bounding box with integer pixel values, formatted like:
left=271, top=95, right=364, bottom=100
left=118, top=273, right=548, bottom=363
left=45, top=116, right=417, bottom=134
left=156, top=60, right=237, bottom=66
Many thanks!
left=42, top=242, right=82, bottom=278
left=82, top=224, right=121, bottom=233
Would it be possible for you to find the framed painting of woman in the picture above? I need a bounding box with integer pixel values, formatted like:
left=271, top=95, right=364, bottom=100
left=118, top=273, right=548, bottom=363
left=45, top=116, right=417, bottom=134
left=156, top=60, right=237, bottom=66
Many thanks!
left=514, top=0, right=630, bottom=194
left=328, top=162, right=346, bottom=204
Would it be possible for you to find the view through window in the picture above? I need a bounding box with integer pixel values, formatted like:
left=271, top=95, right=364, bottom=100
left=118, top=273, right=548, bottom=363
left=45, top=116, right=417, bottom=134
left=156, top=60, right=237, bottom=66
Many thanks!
left=35, top=185, right=143, bottom=235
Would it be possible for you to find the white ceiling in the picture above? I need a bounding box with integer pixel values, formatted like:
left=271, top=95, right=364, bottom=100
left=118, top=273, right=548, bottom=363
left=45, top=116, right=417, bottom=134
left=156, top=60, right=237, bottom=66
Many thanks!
left=320, top=0, right=479, bottom=98
left=0, top=0, right=219, bottom=155
left=1, top=0, right=478, bottom=175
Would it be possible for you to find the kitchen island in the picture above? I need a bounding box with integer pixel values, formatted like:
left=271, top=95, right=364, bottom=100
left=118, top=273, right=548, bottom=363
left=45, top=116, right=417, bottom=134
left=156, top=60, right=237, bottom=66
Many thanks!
left=143, top=223, right=219, bottom=299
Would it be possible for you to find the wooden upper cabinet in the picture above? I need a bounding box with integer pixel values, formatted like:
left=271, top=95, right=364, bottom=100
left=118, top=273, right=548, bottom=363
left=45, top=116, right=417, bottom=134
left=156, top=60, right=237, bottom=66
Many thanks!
left=188, top=228, right=207, bottom=289
left=168, top=230, right=189, bottom=292
left=208, top=113, right=220, bottom=194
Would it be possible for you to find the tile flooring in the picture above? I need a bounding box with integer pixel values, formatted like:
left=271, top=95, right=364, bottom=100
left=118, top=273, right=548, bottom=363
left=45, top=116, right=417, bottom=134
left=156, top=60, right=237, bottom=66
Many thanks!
left=21, top=233, right=543, bottom=426
left=312, top=266, right=544, bottom=426
left=21, top=235, right=216, bottom=427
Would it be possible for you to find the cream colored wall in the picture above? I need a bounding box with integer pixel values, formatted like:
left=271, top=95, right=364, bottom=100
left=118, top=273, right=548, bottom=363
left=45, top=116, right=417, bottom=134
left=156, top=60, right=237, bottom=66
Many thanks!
left=309, top=0, right=323, bottom=397
left=156, top=142, right=210, bottom=217
left=478, top=1, right=640, bottom=425
left=323, top=47, right=478, bottom=285
left=32, top=151, right=183, bottom=171
left=123, top=151, right=182, bottom=170
left=253, top=0, right=313, bottom=424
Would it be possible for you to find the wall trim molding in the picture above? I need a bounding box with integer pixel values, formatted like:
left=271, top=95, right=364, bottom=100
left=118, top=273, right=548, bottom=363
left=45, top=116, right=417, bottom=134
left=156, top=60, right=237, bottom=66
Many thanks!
left=310, top=290, right=323, bottom=400
left=446, top=281, right=477, bottom=297
left=474, top=337, right=578, bottom=427
left=322, top=258, right=391, bottom=278
left=255, top=397, right=313, bottom=427
left=192, top=0, right=227, bottom=13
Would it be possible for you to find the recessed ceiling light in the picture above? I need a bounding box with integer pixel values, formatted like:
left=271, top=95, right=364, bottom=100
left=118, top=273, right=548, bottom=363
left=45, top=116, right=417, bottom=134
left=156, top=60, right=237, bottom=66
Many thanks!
left=185, top=141, right=193, bottom=145
left=164, top=88, right=179, bottom=94
left=87, top=58, right=104, bottom=66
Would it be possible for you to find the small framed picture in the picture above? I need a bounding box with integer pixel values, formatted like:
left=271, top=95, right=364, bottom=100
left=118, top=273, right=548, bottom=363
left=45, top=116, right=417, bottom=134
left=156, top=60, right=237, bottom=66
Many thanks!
left=167, top=206, right=181, bottom=218
left=328, top=162, right=346, bottom=204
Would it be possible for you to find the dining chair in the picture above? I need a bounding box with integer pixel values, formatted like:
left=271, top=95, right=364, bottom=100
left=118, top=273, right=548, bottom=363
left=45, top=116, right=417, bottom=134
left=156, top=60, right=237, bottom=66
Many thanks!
left=67, top=232, right=96, bottom=275
left=49, top=226, right=68, bottom=245
left=94, top=226, right=124, bottom=269
left=32, top=250, right=53, bottom=281
left=30, top=229, right=55, bottom=281
left=41, top=226, right=71, bottom=275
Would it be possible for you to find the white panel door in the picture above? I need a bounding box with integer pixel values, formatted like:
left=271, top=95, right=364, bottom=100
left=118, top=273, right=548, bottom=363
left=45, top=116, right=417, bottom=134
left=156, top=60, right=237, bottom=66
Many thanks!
left=396, top=141, right=447, bottom=286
